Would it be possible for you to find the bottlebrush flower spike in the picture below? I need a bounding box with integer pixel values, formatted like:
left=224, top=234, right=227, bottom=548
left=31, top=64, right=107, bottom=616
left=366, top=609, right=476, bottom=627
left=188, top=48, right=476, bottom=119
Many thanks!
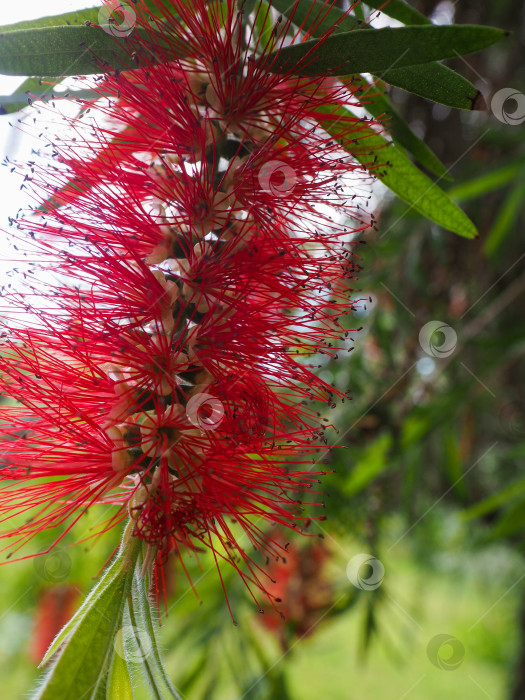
left=258, top=534, right=333, bottom=651
left=30, top=584, right=80, bottom=664
left=0, top=0, right=376, bottom=610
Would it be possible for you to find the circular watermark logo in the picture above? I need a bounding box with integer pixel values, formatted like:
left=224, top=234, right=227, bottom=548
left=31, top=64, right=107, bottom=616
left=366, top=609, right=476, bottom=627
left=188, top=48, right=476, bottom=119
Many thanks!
left=427, top=634, right=465, bottom=671
left=491, top=88, right=525, bottom=126
left=346, top=553, right=385, bottom=591
left=258, top=160, right=297, bottom=196
left=186, top=393, right=224, bottom=430
left=114, top=625, right=154, bottom=663
left=98, top=1, right=137, bottom=38
left=33, top=548, right=72, bottom=582
left=419, top=321, right=457, bottom=359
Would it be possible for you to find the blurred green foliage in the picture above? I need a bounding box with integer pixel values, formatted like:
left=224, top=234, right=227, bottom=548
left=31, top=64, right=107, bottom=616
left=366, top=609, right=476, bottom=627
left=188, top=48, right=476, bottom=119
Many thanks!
left=0, top=0, right=524, bottom=698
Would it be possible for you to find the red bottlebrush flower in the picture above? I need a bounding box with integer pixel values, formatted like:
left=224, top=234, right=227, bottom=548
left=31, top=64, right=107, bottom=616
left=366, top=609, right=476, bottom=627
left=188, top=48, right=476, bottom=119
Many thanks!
left=30, top=585, right=80, bottom=664
left=258, top=535, right=333, bottom=651
left=0, top=0, right=374, bottom=610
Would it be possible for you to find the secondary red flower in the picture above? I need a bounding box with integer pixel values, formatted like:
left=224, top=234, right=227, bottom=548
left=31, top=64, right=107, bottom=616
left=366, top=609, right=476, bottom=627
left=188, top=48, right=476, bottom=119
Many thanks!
left=0, top=0, right=374, bottom=607
left=30, top=585, right=80, bottom=664
left=258, top=534, right=333, bottom=651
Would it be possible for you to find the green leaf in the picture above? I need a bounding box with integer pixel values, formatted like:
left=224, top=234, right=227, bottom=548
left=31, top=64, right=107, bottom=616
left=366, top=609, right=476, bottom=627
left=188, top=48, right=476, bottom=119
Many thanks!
left=461, top=478, right=525, bottom=522
left=107, top=652, right=135, bottom=700
left=9, top=76, right=50, bottom=93
left=254, top=1, right=275, bottom=50
left=483, top=177, right=525, bottom=256
left=401, top=416, right=431, bottom=449
left=0, top=24, right=187, bottom=77
left=128, top=567, right=180, bottom=699
left=316, top=105, right=478, bottom=238
left=0, top=77, right=54, bottom=112
left=270, top=25, right=505, bottom=76
left=270, top=0, right=427, bottom=36
left=0, top=96, right=26, bottom=113
left=270, top=0, right=363, bottom=35
left=34, top=534, right=141, bottom=699
left=491, top=499, right=525, bottom=539
left=344, top=434, right=392, bottom=496
left=448, top=160, right=525, bottom=201
left=0, top=25, right=132, bottom=76
left=0, top=88, right=98, bottom=114
left=0, top=8, right=100, bottom=33
left=1, top=76, right=101, bottom=114
left=39, top=542, right=132, bottom=666
left=34, top=577, right=130, bottom=698
left=364, top=0, right=430, bottom=25
left=0, top=2, right=176, bottom=33
left=357, top=78, right=451, bottom=178
left=380, top=102, right=451, bottom=179
left=35, top=526, right=180, bottom=700
left=377, top=62, right=485, bottom=110
left=268, top=7, right=494, bottom=109
left=443, top=429, right=468, bottom=498
left=270, top=2, right=484, bottom=109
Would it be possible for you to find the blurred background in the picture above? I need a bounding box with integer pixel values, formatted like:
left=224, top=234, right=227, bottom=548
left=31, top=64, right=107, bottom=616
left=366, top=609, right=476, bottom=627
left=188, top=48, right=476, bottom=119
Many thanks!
left=0, top=0, right=524, bottom=698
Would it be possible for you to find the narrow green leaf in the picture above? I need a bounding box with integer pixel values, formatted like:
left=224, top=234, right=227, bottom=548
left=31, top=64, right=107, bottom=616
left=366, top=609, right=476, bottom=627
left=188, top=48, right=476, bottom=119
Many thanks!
left=270, top=25, right=505, bottom=76
left=317, top=105, right=478, bottom=237
left=271, top=0, right=485, bottom=111
left=443, top=429, right=468, bottom=497
left=1, top=77, right=61, bottom=113
left=364, top=0, right=430, bottom=25
left=254, top=1, right=275, bottom=50
left=0, top=25, right=188, bottom=77
left=0, top=8, right=100, bottom=33
left=0, top=25, right=133, bottom=76
left=353, top=1, right=367, bottom=22
left=129, top=568, right=180, bottom=699
left=270, top=0, right=426, bottom=36
left=34, top=576, right=131, bottom=699
left=0, top=88, right=98, bottom=113
left=491, top=499, right=525, bottom=539
left=357, top=79, right=451, bottom=178
left=461, top=478, right=525, bottom=522
left=377, top=62, right=485, bottom=110
left=35, top=527, right=179, bottom=700
left=448, top=160, right=525, bottom=201
left=0, top=97, right=25, bottom=113
left=9, top=76, right=50, bottom=93
left=0, top=1, right=176, bottom=33
left=272, top=1, right=485, bottom=110
left=39, top=544, right=130, bottom=666
left=34, top=533, right=142, bottom=700
left=141, top=0, right=183, bottom=18
left=378, top=100, right=451, bottom=179
left=2, top=76, right=102, bottom=114
left=107, top=650, right=135, bottom=700
left=0, top=77, right=58, bottom=112
left=344, top=434, right=392, bottom=496
left=483, top=178, right=525, bottom=256
left=401, top=416, right=431, bottom=449
left=270, top=0, right=363, bottom=35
